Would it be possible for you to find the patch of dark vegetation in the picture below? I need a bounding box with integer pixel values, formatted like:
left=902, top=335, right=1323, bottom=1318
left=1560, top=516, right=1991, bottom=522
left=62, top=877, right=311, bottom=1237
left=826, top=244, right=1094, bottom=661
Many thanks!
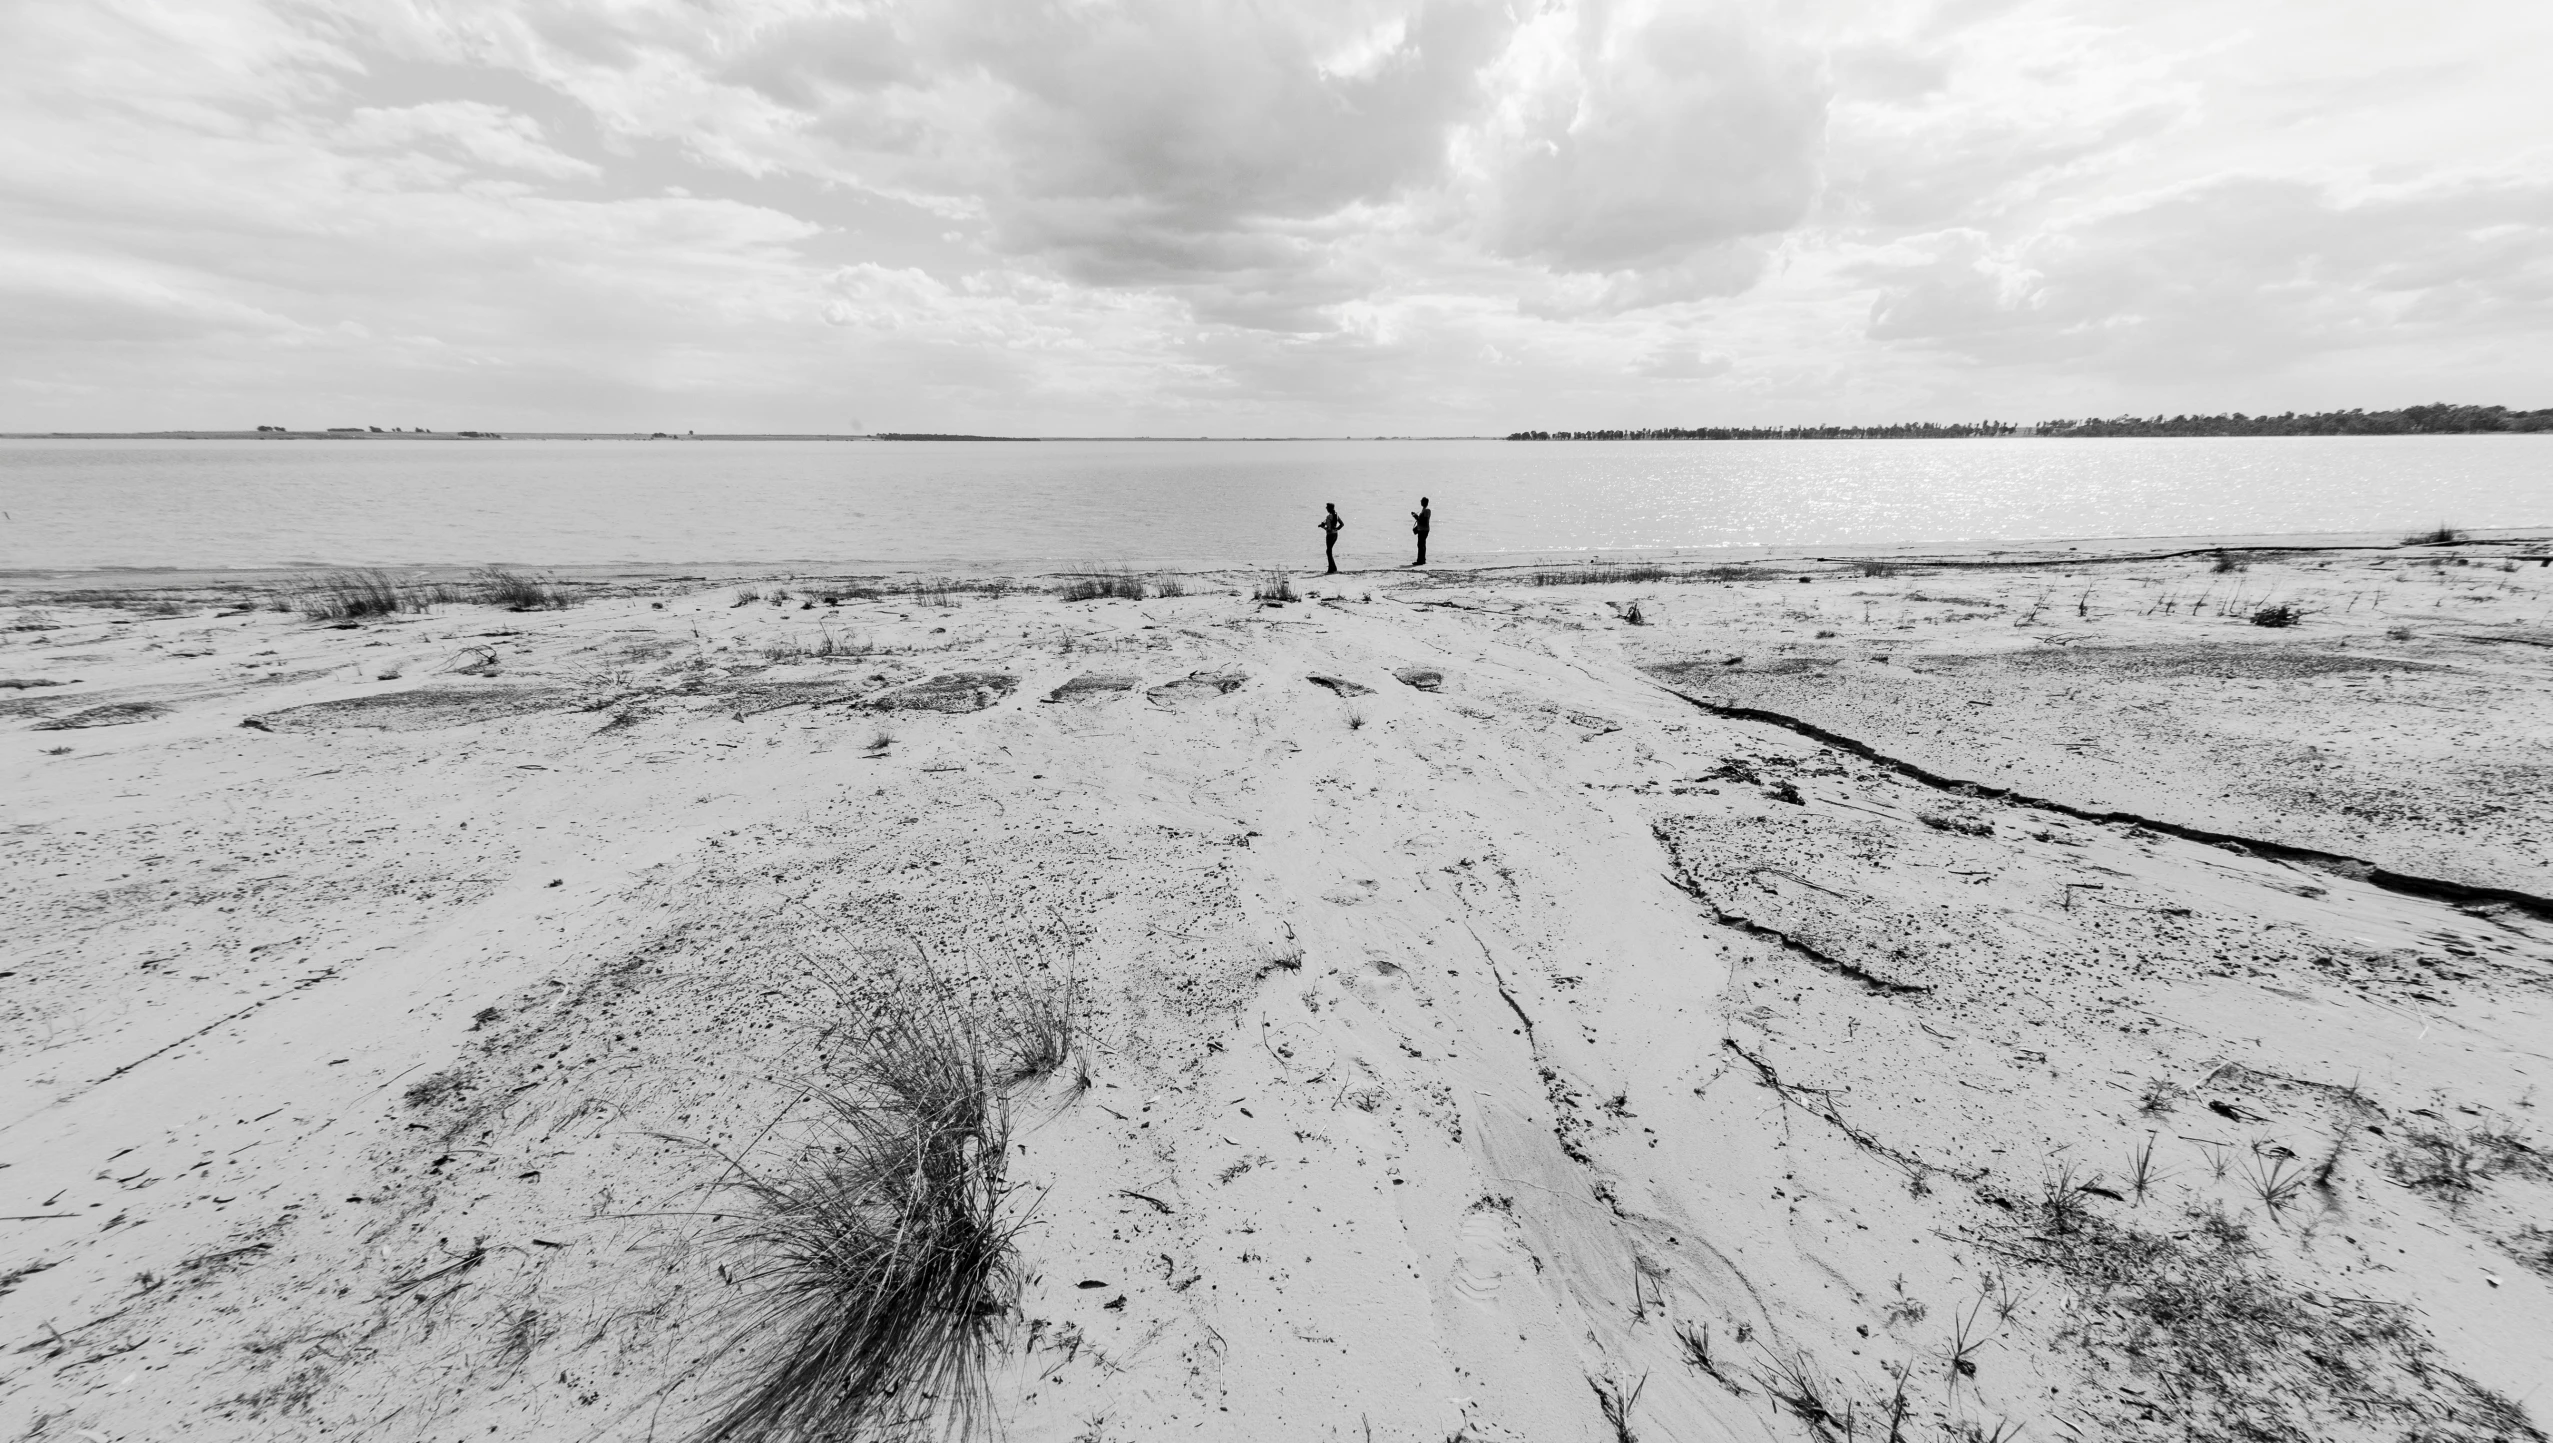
left=31, top=701, right=171, bottom=730
left=1985, top=1207, right=2540, bottom=1441
left=295, top=569, right=415, bottom=620
left=2383, top=1117, right=2548, bottom=1193
left=1532, top=563, right=1673, bottom=585
left=1057, top=569, right=1148, bottom=602
left=1252, top=573, right=1299, bottom=604
left=683, top=984, right=1024, bottom=1443
left=2250, top=602, right=2304, bottom=628
left=2404, top=526, right=2471, bottom=547
left=474, top=567, right=569, bottom=610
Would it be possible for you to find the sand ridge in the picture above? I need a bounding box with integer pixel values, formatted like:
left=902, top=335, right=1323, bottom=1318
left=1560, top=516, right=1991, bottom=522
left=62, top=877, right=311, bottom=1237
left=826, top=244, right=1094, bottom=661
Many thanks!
left=3, top=539, right=2551, bottom=1441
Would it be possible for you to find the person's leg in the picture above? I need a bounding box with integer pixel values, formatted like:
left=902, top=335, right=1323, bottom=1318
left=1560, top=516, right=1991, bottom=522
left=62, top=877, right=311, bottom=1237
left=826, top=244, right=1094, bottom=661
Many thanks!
left=1326, top=535, right=1338, bottom=574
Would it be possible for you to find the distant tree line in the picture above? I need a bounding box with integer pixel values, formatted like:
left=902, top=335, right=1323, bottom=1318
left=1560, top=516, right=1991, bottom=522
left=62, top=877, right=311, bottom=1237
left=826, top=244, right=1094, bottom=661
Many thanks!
left=1506, top=421, right=2022, bottom=440
left=2031, top=403, right=2553, bottom=436
left=1508, top=403, right=2551, bottom=440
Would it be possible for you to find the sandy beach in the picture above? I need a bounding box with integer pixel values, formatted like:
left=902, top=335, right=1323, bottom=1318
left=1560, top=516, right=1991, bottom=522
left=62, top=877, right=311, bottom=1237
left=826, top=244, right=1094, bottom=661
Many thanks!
left=5, top=533, right=2552, bottom=1442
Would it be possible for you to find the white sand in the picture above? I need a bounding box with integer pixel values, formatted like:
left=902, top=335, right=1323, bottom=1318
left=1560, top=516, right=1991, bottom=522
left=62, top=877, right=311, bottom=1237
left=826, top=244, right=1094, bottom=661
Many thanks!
left=5, top=537, right=2551, bottom=1441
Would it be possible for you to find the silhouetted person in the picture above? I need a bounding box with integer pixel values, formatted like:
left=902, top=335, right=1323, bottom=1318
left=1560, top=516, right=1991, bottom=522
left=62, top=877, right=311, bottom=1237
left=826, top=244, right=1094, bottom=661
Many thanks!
left=1318, top=503, right=1344, bottom=574
left=1410, top=497, right=1431, bottom=566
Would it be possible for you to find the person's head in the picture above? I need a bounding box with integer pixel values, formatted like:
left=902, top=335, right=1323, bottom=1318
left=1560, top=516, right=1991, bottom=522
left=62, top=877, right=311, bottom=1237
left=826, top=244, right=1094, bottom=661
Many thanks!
left=1421, top=496, right=1430, bottom=506
left=1326, top=502, right=1337, bottom=512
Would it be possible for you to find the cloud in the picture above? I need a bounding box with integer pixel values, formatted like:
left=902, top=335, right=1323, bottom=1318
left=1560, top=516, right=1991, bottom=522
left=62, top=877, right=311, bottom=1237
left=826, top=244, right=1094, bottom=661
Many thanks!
left=1858, top=172, right=2553, bottom=378
left=2, top=0, right=2549, bottom=430
left=339, top=102, right=600, bottom=180
left=1463, top=0, right=1828, bottom=274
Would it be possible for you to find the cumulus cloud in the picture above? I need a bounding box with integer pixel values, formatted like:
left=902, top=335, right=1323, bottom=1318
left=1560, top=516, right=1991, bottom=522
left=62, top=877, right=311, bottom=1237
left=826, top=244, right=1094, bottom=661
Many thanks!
left=1463, top=0, right=1826, bottom=273
left=1, top=0, right=2547, bottom=429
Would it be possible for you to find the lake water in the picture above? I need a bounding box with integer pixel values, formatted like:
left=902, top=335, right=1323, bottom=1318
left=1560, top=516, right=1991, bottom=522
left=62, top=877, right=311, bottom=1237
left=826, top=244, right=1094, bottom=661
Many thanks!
left=1, top=435, right=2545, bottom=574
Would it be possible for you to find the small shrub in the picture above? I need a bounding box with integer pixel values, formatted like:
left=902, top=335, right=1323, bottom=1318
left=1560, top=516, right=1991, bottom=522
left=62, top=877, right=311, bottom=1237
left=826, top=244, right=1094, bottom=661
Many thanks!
left=1252, top=574, right=1299, bottom=604
left=2249, top=602, right=2303, bottom=628
left=2403, top=525, right=2467, bottom=546
left=2385, top=625, right=2413, bottom=641
left=2210, top=551, right=2247, bottom=574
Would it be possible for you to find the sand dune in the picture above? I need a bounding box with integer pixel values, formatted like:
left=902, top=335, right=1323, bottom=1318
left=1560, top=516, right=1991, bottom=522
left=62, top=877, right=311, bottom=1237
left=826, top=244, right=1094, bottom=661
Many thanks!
left=4, top=539, right=2550, bottom=1441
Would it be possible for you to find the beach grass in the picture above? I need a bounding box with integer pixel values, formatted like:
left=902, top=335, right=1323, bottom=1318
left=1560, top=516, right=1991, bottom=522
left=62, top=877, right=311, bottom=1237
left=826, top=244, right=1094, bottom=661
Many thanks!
left=689, top=984, right=1020, bottom=1443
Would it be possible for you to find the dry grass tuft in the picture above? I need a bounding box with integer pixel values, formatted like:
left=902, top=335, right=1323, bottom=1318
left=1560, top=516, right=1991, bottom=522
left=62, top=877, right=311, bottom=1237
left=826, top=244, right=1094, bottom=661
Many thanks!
left=1252, top=573, right=1299, bottom=603
left=686, top=985, right=1021, bottom=1443
left=1058, top=569, right=1147, bottom=602
left=2249, top=602, right=2304, bottom=628
left=1532, top=563, right=1671, bottom=586
left=2403, top=526, right=2468, bottom=546
left=474, top=567, right=569, bottom=610
left=1587, top=1372, right=1646, bottom=1443
left=295, top=569, right=416, bottom=621
left=1997, top=1206, right=2533, bottom=1440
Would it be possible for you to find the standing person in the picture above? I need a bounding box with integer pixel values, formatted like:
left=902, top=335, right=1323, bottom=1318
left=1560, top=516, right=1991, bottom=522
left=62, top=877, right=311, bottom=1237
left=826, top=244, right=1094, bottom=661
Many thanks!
left=1409, top=496, right=1432, bottom=566
left=1318, top=502, right=1344, bottom=574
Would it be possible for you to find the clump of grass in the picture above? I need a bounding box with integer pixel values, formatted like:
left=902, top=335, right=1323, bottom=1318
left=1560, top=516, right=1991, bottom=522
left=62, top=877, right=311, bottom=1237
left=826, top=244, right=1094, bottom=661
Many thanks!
left=2124, top=1131, right=2164, bottom=1203
left=1001, top=968, right=1081, bottom=1088
left=2384, top=625, right=2414, bottom=641
left=1587, top=1372, right=1646, bottom=1443
left=1151, top=576, right=1187, bottom=598
left=764, top=628, right=864, bottom=664
left=732, top=586, right=764, bottom=607
left=1752, top=1350, right=1844, bottom=1434
left=1058, top=569, right=1147, bottom=602
left=1252, top=574, right=1299, bottom=604
left=295, top=569, right=415, bottom=621
left=1851, top=559, right=1904, bottom=578
left=1531, top=563, right=1672, bottom=586
left=2385, top=1117, right=2547, bottom=1194
left=1345, top=708, right=1367, bottom=731
left=2403, top=525, right=2467, bottom=546
left=686, top=988, right=1021, bottom=1443
left=2241, top=1148, right=2310, bottom=1216
left=2250, top=602, right=2303, bottom=628
left=2040, top=1157, right=2097, bottom=1235
left=1945, top=1292, right=1997, bottom=1380
left=474, top=567, right=568, bottom=610
left=2211, top=550, right=2248, bottom=574
left=1673, top=1322, right=1746, bottom=1395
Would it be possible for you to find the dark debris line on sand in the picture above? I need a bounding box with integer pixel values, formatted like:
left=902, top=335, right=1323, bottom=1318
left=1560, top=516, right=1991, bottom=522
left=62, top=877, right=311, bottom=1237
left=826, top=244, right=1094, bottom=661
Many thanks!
left=1646, top=679, right=2553, bottom=925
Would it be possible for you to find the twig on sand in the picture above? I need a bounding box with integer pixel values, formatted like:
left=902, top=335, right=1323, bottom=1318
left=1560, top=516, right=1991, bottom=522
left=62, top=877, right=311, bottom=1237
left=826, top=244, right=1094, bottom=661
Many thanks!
left=1722, top=1039, right=1981, bottom=1186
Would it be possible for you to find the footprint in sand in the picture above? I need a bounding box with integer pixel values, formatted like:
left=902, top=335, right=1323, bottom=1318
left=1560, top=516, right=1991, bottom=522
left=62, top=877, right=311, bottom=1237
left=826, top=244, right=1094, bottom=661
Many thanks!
left=1449, top=1209, right=1520, bottom=1305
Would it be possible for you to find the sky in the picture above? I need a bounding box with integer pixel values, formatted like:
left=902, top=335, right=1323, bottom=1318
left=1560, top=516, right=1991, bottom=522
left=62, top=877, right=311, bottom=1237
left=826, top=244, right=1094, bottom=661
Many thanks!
left=3, top=0, right=2549, bottom=435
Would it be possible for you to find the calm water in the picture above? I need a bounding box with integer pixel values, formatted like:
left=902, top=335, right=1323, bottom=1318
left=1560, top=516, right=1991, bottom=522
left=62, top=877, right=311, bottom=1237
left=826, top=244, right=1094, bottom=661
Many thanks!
left=1, top=435, right=2545, bottom=573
